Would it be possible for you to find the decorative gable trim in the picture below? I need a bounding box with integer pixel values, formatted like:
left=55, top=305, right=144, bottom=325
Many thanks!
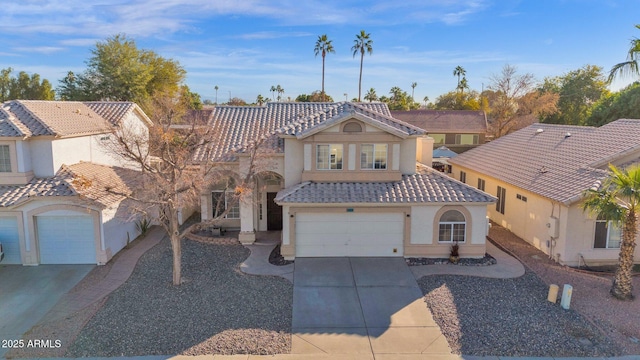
left=297, top=111, right=412, bottom=140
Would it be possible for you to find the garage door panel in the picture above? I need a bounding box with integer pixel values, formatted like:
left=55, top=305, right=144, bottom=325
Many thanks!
left=0, top=217, right=21, bottom=264
left=295, top=212, right=404, bottom=257
left=37, top=216, right=96, bottom=264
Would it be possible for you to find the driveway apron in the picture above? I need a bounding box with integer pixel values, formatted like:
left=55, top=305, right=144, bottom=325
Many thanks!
left=0, top=264, right=93, bottom=358
left=292, top=257, right=452, bottom=356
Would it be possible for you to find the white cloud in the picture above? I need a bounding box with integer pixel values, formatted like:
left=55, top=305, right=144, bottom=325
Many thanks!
left=12, top=46, right=65, bottom=54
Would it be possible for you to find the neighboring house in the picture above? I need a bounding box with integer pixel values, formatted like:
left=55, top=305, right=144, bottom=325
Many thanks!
left=432, top=146, right=458, bottom=174
left=0, top=100, right=151, bottom=265
left=390, top=110, right=488, bottom=154
left=449, top=120, right=640, bottom=266
left=197, top=102, right=495, bottom=260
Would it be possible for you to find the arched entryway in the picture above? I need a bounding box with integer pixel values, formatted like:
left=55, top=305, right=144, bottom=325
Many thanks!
left=255, top=172, right=284, bottom=231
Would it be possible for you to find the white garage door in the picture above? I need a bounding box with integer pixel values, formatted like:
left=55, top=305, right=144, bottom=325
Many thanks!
left=0, top=217, right=21, bottom=264
left=37, top=215, right=96, bottom=264
left=296, top=212, right=404, bottom=257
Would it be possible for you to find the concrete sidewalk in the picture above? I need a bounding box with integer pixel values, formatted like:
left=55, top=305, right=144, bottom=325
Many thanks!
left=38, top=226, right=166, bottom=323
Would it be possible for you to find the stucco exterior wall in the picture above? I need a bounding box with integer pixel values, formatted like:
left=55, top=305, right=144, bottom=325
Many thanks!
left=29, top=139, right=54, bottom=177
left=452, top=163, right=640, bottom=266
left=102, top=200, right=141, bottom=258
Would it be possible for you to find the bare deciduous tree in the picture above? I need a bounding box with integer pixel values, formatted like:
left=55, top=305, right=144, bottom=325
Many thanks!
left=102, top=92, right=268, bottom=285
left=486, top=64, right=558, bottom=138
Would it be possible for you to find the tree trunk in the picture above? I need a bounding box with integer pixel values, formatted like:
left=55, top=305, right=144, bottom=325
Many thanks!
left=611, top=211, right=636, bottom=300
left=358, top=52, right=364, bottom=102
left=321, top=54, right=325, bottom=101
left=169, top=208, right=182, bottom=286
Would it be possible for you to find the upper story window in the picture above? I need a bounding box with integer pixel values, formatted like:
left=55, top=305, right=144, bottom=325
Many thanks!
left=594, top=216, right=621, bottom=249
left=460, top=171, right=466, bottom=183
left=456, top=134, right=479, bottom=145
left=0, top=145, right=11, bottom=172
left=361, top=144, right=387, bottom=170
left=430, top=134, right=445, bottom=145
left=317, top=144, right=343, bottom=170
left=438, top=210, right=466, bottom=243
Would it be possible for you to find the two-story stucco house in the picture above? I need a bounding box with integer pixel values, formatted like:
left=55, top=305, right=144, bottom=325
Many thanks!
left=0, top=100, right=150, bottom=265
left=449, top=120, right=640, bottom=266
left=197, top=102, right=495, bottom=260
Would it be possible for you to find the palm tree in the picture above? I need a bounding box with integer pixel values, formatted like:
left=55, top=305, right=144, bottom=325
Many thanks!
left=582, top=164, right=640, bottom=300
left=314, top=34, right=335, bottom=102
left=256, top=94, right=265, bottom=106
left=411, top=82, right=417, bottom=101
left=276, top=85, right=284, bottom=101
left=364, top=88, right=377, bottom=102
left=214, top=85, right=219, bottom=104
left=609, top=24, right=640, bottom=82
left=423, top=96, right=429, bottom=108
left=458, top=77, right=469, bottom=95
left=351, top=30, right=373, bottom=102
left=453, top=66, right=466, bottom=89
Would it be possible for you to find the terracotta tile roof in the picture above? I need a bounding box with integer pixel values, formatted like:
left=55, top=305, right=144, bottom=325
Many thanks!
left=84, top=101, right=137, bottom=126
left=195, top=102, right=422, bottom=162
left=0, top=100, right=112, bottom=138
left=390, top=110, right=488, bottom=133
left=0, top=162, right=139, bottom=208
left=0, top=177, right=77, bottom=207
left=449, top=120, right=640, bottom=204
left=63, top=162, right=139, bottom=207
left=275, top=166, right=495, bottom=204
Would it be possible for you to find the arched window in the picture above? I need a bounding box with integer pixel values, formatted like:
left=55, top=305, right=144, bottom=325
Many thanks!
left=343, top=122, right=363, bottom=133
left=438, top=210, right=466, bottom=243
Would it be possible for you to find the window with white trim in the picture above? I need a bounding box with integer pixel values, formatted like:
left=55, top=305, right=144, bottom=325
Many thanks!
left=212, top=191, right=240, bottom=219
left=317, top=144, right=343, bottom=170
left=0, top=145, right=11, bottom=172
left=594, top=217, right=621, bottom=249
left=438, top=210, right=466, bottom=243
left=360, top=144, right=387, bottom=170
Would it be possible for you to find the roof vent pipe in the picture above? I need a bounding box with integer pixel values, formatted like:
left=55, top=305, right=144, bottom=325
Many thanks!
left=564, top=132, right=571, bottom=138
left=535, top=128, right=544, bottom=134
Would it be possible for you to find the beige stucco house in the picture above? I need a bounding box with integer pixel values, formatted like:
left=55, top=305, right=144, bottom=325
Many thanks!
left=197, top=102, right=495, bottom=260
left=449, top=120, right=640, bottom=266
left=0, top=100, right=151, bottom=265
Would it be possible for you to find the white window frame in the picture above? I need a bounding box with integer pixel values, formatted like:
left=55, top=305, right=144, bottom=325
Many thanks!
left=316, top=144, right=343, bottom=170
left=360, top=144, right=388, bottom=170
left=438, top=210, right=466, bottom=243
left=0, top=145, right=11, bottom=173
left=594, top=219, right=621, bottom=249
left=460, top=171, right=466, bottom=183
left=212, top=190, right=240, bottom=219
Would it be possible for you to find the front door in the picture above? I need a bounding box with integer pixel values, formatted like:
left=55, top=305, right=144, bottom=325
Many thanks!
left=267, top=192, right=283, bottom=230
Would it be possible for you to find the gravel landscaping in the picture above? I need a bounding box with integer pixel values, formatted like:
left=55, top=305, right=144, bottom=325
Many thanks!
left=419, top=270, right=618, bottom=357
left=66, top=237, right=292, bottom=357
left=489, top=224, right=640, bottom=355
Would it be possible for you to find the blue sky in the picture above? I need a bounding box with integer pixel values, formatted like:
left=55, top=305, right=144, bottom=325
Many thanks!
left=1, top=0, right=638, bottom=104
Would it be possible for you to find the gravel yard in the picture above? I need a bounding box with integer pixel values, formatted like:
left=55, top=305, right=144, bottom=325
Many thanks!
left=489, top=224, right=640, bottom=355
left=419, top=270, right=617, bottom=357
left=66, top=237, right=292, bottom=357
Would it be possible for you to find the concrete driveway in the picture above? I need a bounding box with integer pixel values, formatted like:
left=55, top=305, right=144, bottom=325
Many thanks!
left=292, top=257, right=451, bottom=357
left=0, top=264, right=93, bottom=358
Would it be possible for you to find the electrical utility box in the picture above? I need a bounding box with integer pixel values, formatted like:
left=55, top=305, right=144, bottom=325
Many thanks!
left=548, top=216, right=559, bottom=238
